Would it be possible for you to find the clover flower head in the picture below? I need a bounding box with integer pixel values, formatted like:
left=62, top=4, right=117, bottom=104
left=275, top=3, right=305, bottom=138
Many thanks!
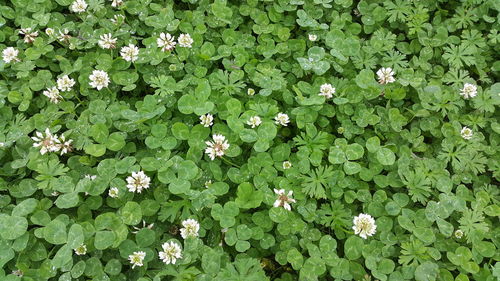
left=205, top=134, right=230, bottom=160
left=159, top=241, right=182, bottom=265
left=89, top=70, right=110, bottom=90
left=120, top=44, right=139, bottom=62
left=180, top=218, right=200, bottom=239
left=247, top=116, right=262, bottom=128
left=19, top=28, right=39, bottom=43
left=319, top=83, right=335, bottom=99
left=70, top=0, right=88, bottom=13
left=282, top=161, right=292, bottom=169
left=128, top=251, right=146, bottom=269
left=45, top=28, right=55, bottom=36
left=98, top=33, right=117, bottom=49
left=2, top=47, right=19, bottom=63
left=57, top=75, right=76, bottom=92
left=109, top=187, right=119, bottom=198
left=247, top=88, right=255, bottom=96
left=460, top=83, right=477, bottom=99
left=157, top=32, right=176, bottom=52
left=57, top=135, right=73, bottom=155
left=454, top=229, right=464, bottom=239
left=126, top=171, right=151, bottom=193
left=178, top=33, right=194, bottom=48
left=32, top=128, right=60, bottom=155
left=376, top=67, right=396, bottom=85
left=111, top=0, right=124, bottom=7
left=273, top=189, right=296, bottom=211
left=43, top=87, right=63, bottom=104
left=308, top=34, right=317, bottom=41
left=200, top=114, right=214, bottom=127
left=460, top=126, right=473, bottom=140
left=74, top=244, right=87, bottom=255
left=352, top=213, right=377, bottom=239
left=274, top=113, right=290, bottom=126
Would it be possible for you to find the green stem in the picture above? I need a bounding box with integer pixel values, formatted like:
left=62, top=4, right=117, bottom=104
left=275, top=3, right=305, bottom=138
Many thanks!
left=221, top=156, right=240, bottom=168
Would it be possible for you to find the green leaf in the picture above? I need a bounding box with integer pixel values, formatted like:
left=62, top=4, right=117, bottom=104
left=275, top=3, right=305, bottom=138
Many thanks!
left=344, top=236, right=363, bottom=260
left=95, top=230, right=116, bottom=250
left=235, top=182, right=263, bottom=209
left=106, top=132, right=126, bottom=151
left=0, top=215, right=28, bottom=240
left=376, top=148, right=395, bottom=165
left=55, top=192, right=79, bottom=209
left=120, top=202, right=142, bottom=225
left=415, top=262, right=439, bottom=281
left=44, top=219, right=67, bottom=244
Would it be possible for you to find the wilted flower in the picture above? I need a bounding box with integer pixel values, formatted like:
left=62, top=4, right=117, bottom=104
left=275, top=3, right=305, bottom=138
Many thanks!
left=111, top=14, right=125, bottom=24
left=319, top=83, right=335, bottom=99
left=376, top=67, right=396, bottom=85
left=132, top=220, right=154, bottom=234
left=12, top=269, right=23, bottom=277
left=57, top=135, right=73, bottom=155
left=274, top=113, right=290, bottom=126
left=460, top=126, right=473, bottom=140
left=109, top=187, right=119, bottom=198
left=157, top=32, right=176, bottom=52
left=57, top=75, right=76, bottom=92
left=32, top=128, right=60, bottom=155
left=2, top=47, right=19, bottom=63
left=128, top=251, right=146, bottom=269
left=247, top=88, right=255, bottom=96
left=89, top=70, right=110, bottom=90
left=247, top=116, right=262, bottom=128
left=180, top=219, right=200, bottom=239
left=57, top=29, right=72, bottom=42
left=85, top=174, right=97, bottom=180
left=74, top=244, right=87, bottom=255
left=204, top=180, right=212, bottom=188
left=177, top=33, right=193, bottom=48
left=460, top=83, right=477, bottom=99
left=126, top=171, right=151, bottom=193
left=111, top=0, right=124, bottom=7
left=158, top=241, right=182, bottom=265
left=273, top=189, right=296, bottom=211
left=454, top=229, right=464, bottom=239
left=43, top=87, right=62, bottom=104
left=353, top=213, right=377, bottom=239
left=98, top=33, right=117, bottom=49
left=200, top=114, right=214, bottom=127
left=282, top=161, right=292, bottom=169
left=70, top=0, right=88, bottom=13
left=205, top=134, right=230, bottom=160
left=120, top=44, right=139, bottom=62
left=308, top=34, right=317, bottom=41
left=19, top=28, right=39, bottom=43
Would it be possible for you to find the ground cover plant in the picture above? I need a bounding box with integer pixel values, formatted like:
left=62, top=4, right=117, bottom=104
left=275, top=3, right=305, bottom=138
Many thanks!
left=0, top=0, right=499, bottom=280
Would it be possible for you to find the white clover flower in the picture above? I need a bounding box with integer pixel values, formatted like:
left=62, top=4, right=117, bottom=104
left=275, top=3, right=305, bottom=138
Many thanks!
left=57, top=135, right=73, bottom=155
left=178, top=33, right=194, bottom=48
left=111, top=14, right=125, bottom=24
left=274, top=113, right=290, bottom=126
left=2, top=47, right=19, bottom=63
left=12, top=269, right=23, bottom=277
left=308, top=34, right=317, bottom=41
left=128, top=251, right=146, bottom=269
left=319, top=83, right=335, bottom=99
left=85, top=174, right=97, bottom=180
left=454, top=229, right=464, bottom=239
left=247, top=116, right=262, bottom=128
left=19, top=28, right=39, bottom=43
left=180, top=219, right=200, bottom=239
left=57, top=29, right=71, bottom=42
left=0, top=142, right=5, bottom=147
left=159, top=241, right=182, bottom=265
left=126, top=171, right=151, bottom=193
left=205, top=134, right=230, bottom=160
left=200, top=114, right=214, bottom=127
left=111, top=0, right=124, bottom=7
left=247, top=88, right=255, bottom=96
left=70, top=0, right=88, bottom=13
left=57, top=75, right=76, bottom=92
left=352, top=213, right=377, bottom=239
left=120, top=44, right=139, bottom=62
left=460, top=126, right=473, bottom=140
left=45, top=28, right=55, bottom=36
left=460, top=83, right=477, bottom=99
left=89, top=70, right=110, bottom=90
left=32, top=128, right=60, bottom=155
left=204, top=180, right=212, bottom=188
left=282, top=161, right=292, bottom=169
left=98, top=33, right=117, bottom=49
left=157, top=33, right=176, bottom=52
left=108, top=187, right=119, bottom=198
left=376, top=67, right=396, bottom=85
left=273, top=189, right=296, bottom=211
left=42, top=87, right=62, bottom=104
left=74, top=244, right=87, bottom=255
left=51, top=191, right=60, bottom=197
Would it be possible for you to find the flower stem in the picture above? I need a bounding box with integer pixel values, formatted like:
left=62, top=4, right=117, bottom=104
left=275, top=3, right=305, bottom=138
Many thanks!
left=221, top=156, right=240, bottom=168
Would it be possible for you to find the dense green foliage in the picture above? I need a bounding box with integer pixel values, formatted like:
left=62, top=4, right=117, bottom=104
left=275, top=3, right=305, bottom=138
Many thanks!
left=0, top=0, right=499, bottom=280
